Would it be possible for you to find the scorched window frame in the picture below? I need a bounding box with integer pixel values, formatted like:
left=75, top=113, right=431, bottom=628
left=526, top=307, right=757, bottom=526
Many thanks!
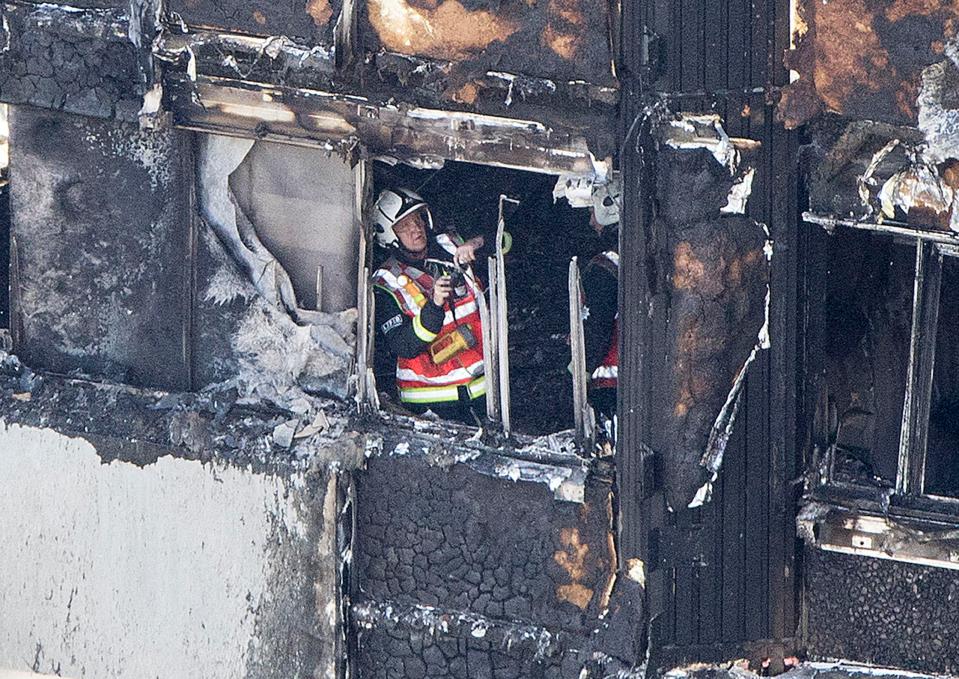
left=805, top=213, right=959, bottom=512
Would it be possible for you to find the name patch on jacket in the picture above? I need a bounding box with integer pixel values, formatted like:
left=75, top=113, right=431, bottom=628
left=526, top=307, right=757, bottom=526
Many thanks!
left=381, top=314, right=404, bottom=334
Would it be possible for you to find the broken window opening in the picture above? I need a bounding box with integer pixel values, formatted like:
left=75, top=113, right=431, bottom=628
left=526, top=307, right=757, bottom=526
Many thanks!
left=823, top=229, right=913, bottom=488
left=817, top=220, right=959, bottom=507
left=228, top=141, right=358, bottom=314
left=367, top=158, right=604, bottom=439
left=194, top=133, right=359, bottom=401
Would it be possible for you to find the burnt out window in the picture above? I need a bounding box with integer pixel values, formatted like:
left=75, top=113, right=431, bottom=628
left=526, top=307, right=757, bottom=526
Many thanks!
left=364, top=159, right=600, bottom=439
left=817, top=220, right=959, bottom=504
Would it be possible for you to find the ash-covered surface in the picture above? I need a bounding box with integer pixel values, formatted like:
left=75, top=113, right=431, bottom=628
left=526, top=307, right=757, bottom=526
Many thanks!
left=664, top=662, right=953, bottom=679
left=0, top=3, right=143, bottom=120
left=371, top=161, right=595, bottom=435
left=779, top=0, right=959, bottom=128
left=0, top=351, right=362, bottom=472
left=9, top=108, right=192, bottom=390
left=167, top=0, right=341, bottom=45
left=805, top=548, right=959, bottom=674
left=646, top=143, right=769, bottom=511
left=359, top=0, right=614, bottom=86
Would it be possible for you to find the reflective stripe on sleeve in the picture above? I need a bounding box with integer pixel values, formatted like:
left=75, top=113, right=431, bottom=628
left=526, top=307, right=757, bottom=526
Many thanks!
left=412, top=312, right=438, bottom=342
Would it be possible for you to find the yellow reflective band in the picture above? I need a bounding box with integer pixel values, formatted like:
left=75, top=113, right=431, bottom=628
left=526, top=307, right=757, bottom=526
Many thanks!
left=412, top=312, right=438, bottom=342
left=399, top=376, right=486, bottom=404
left=501, top=231, right=513, bottom=255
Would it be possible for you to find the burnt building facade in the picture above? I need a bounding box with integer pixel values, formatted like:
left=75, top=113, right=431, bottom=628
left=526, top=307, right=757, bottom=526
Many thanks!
left=1, top=0, right=959, bottom=678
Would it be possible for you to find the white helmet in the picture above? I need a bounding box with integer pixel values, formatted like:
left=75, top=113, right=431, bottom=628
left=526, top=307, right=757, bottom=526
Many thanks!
left=371, top=187, right=433, bottom=249
left=591, top=177, right=622, bottom=227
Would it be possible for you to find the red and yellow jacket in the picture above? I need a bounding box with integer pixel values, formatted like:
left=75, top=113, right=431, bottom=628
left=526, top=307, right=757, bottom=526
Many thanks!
left=372, top=233, right=487, bottom=405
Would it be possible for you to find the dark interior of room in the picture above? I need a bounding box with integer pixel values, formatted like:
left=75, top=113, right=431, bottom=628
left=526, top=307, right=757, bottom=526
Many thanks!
left=371, top=159, right=598, bottom=435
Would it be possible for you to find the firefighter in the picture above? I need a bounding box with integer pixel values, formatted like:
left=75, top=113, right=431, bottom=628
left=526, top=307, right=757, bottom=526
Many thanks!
left=370, top=187, right=508, bottom=425
left=582, top=179, right=620, bottom=422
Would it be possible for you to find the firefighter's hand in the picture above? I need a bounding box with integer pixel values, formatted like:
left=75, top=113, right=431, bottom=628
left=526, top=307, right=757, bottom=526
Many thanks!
left=432, top=275, right=453, bottom=306
left=455, top=237, right=484, bottom=265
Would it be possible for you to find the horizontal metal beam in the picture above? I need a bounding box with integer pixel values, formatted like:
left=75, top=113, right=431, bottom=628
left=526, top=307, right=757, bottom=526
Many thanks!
left=167, top=75, right=608, bottom=175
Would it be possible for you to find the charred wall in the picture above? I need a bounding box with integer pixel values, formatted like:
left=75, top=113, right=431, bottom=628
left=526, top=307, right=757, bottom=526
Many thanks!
left=352, top=437, right=644, bottom=678
left=359, top=0, right=614, bottom=86
left=9, top=107, right=192, bottom=390
left=167, top=0, right=340, bottom=45
left=779, top=0, right=959, bottom=129
left=804, top=548, right=959, bottom=674
left=0, top=3, right=143, bottom=121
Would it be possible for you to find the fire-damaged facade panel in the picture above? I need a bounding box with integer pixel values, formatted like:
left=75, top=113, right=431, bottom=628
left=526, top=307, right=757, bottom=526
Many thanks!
left=11, top=0, right=959, bottom=676
left=778, top=0, right=959, bottom=129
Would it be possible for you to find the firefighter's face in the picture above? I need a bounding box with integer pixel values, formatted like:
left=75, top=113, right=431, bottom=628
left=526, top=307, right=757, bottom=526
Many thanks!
left=395, top=209, right=428, bottom=254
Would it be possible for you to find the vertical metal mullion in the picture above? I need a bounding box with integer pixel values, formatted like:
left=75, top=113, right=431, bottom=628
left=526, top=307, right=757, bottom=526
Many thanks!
left=353, top=159, right=374, bottom=409
left=898, top=241, right=942, bottom=495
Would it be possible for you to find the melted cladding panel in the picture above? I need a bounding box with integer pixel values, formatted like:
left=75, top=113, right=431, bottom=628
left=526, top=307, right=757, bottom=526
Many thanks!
left=360, top=0, right=615, bottom=85
left=779, top=0, right=959, bottom=128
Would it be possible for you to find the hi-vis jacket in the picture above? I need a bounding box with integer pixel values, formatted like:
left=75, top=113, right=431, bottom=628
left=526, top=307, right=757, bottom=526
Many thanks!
left=372, top=233, right=486, bottom=406
left=583, top=249, right=619, bottom=390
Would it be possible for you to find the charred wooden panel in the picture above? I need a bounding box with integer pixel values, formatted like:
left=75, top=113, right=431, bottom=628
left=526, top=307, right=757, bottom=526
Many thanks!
left=360, top=0, right=615, bottom=86
left=9, top=109, right=192, bottom=390
left=167, top=0, right=341, bottom=44
left=634, top=0, right=776, bottom=94
left=779, top=0, right=959, bottom=129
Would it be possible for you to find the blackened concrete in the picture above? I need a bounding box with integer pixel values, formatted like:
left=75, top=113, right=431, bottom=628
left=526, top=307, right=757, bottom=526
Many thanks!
left=351, top=434, right=644, bottom=677
left=0, top=4, right=143, bottom=120
left=805, top=547, right=959, bottom=674
left=9, top=108, right=192, bottom=390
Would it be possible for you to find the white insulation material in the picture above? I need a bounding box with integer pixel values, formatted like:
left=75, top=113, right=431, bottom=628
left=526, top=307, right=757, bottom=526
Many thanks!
left=0, top=422, right=322, bottom=679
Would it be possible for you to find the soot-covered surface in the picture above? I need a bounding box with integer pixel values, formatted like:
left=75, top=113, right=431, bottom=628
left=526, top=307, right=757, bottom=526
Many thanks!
left=167, top=0, right=341, bottom=44
left=9, top=108, right=192, bottom=390
left=0, top=4, right=143, bottom=120
left=644, top=143, right=769, bottom=511
left=779, top=0, right=959, bottom=128
left=822, top=230, right=914, bottom=486
left=805, top=547, right=959, bottom=674
left=372, top=160, right=596, bottom=435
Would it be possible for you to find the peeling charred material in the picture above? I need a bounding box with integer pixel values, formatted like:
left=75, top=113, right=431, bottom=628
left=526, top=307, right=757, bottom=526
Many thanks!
left=779, top=0, right=959, bottom=128
left=359, top=0, right=615, bottom=86
left=0, top=2, right=143, bottom=119
left=166, top=74, right=607, bottom=174
left=804, top=120, right=959, bottom=232
left=166, top=0, right=341, bottom=45
left=643, top=117, right=770, bottom=511
left=918, top=40, right=959, bottom=163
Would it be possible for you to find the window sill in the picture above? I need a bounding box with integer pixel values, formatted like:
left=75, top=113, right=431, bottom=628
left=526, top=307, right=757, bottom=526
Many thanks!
left=798, top=499, right=959, bottom=571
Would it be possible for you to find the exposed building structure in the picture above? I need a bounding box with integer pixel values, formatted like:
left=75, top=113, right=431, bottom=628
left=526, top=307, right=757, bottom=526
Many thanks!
left=1, top=0, right=959, bottom=678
